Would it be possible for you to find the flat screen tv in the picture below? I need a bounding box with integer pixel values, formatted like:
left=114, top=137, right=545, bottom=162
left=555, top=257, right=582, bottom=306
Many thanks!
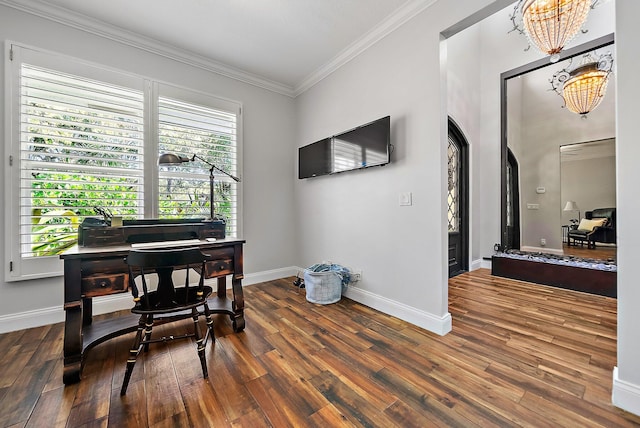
left=298, top=116, right=391, bottom=179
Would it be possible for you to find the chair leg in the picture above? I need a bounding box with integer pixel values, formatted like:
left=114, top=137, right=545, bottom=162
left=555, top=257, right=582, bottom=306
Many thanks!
left=121, top=315, right=147, bottom=395
left=203, top=303, right=215, bottom=343
left=192, top=308, right=208, bottom=379
left=142, top=314, right=153, bottom=352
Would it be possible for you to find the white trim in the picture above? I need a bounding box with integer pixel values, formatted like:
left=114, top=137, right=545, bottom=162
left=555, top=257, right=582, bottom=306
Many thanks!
left=92, top=293, right=134, bottom=315
left=0, top=0, right=295, bottom=97
left=343, top=285, right=452, bottom=336
left=471, top=258, right=490, bottom=271
left=0, top=292, right=132, bottom=334
left=0, top=0, right=439, bottom=99
left=520, top=246, right=564, bottom=256
left=613, top=367, right=640, bottom=417
left=294, top=0, right=439, bottom=96
left=0, top=305, right=62, bottom=334
left=243, top=266, right=300, bottom=286
left=0, top=265, right=452, bottom=336
left=0, top=266, right=301, bottom=333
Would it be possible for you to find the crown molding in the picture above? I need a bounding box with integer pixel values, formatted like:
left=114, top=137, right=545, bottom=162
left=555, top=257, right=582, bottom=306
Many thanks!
left=1, top=0, right=438, bottom=99
left=293, top=0, right=438, bottom=96
left=0, top=0, right=296, bottom=97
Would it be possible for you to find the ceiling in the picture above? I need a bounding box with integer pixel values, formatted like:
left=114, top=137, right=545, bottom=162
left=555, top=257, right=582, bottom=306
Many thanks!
left=514, top=45, right=616, bottom=141
left=1, top=0, right=432, bottom=96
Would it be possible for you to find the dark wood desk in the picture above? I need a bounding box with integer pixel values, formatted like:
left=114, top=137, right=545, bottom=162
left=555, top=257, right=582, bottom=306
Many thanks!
left=60, top=238, right=245, bottom=384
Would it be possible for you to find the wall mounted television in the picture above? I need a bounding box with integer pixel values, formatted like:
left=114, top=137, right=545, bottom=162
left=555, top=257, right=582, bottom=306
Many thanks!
left=298, top=116, right=391, bottom=179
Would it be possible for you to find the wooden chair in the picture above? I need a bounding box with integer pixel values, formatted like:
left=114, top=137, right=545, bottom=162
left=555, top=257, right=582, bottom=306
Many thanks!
left=120, top=247, right=214, bottom=395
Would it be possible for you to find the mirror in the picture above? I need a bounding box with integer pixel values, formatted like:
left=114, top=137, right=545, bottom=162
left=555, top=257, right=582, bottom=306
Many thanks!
left=501, top=34, right=616, bottom=262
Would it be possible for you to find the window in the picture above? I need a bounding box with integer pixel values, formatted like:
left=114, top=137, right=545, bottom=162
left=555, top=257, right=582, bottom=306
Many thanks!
left=158, top=97, right=239, bottom=236
left=447, top=135, right=460, bottom=232
left=5, top=44, right=242, bottom=281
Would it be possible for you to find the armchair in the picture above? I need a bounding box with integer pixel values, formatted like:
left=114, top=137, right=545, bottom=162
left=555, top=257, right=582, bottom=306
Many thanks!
left=567, top=207, right=616, bottom=249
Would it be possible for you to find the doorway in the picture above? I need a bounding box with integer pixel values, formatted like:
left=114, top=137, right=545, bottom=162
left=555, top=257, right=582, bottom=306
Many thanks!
left=506, top=148, right=520, bottom=250
left=447, top=118, right=469, bottom=277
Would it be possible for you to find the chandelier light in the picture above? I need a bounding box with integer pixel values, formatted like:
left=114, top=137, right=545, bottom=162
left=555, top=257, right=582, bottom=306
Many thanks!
left=550, top=51, right=613, bottom=116
left=510, top=0, right=598, bottom=62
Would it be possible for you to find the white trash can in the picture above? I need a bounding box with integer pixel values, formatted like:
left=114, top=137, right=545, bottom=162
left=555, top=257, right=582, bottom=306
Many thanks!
left=303, top=269, right=342, bottom=304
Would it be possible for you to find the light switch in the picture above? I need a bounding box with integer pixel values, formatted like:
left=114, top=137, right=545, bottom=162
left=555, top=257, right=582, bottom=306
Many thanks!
left=399, top=192, right=412, bottom=206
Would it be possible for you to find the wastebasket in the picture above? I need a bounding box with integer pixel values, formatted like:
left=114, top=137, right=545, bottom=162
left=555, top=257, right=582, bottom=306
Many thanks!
left=303, top=269, right=343, bottom=304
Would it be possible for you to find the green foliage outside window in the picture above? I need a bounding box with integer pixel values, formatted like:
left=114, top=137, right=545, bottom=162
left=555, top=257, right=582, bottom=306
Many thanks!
left=29, top=129, right=236, bottom=257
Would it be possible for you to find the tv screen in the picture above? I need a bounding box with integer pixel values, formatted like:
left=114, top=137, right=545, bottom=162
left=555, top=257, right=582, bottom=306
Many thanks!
left=298, top=116, right=390, bottom=179
left=298, top=137, right=332, bottom=179
left=331, top=116, right=390, bottom=173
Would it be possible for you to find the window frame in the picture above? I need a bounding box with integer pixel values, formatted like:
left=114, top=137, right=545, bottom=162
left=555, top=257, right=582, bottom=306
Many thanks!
left=4, top=42, right=243, bottom=282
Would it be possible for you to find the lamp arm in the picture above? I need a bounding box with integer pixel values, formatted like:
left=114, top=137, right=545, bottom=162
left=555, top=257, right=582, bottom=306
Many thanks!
left=190, top=154, right=241, bottom=182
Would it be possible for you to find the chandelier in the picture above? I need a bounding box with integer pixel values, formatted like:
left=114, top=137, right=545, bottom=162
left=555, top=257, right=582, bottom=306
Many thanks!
left=550, top=51, right=613, bottom=116
left=510, top=0, right=598, bottom=62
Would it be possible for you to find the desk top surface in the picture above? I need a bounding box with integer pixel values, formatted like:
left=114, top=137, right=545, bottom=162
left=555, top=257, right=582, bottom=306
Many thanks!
left=60, top=238, right=245, bottom=259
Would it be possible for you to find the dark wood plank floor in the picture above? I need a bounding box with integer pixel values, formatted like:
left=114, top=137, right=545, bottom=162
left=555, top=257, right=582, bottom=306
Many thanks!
left=1, top=269, right=639, bottom=427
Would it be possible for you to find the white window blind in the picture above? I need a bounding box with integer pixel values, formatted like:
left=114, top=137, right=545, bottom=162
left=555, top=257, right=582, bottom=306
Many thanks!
left=158, top=97, right=238, bottom=237
left=6, top=44, right=242, bottom=281
left=19, top=64, right=145, bottom=258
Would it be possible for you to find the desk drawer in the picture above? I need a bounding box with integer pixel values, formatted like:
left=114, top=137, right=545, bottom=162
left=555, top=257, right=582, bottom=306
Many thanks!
left=81, top=257, right=128, bottom=297
left=206, top=258, right=233, bottom=277
left=82, top=274, right=127, bottom=297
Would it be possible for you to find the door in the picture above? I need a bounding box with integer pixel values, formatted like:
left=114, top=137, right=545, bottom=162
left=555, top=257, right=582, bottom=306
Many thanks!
left=447, top=119, right=469, bottom=277
left=506, top=148, right=520, bottom=250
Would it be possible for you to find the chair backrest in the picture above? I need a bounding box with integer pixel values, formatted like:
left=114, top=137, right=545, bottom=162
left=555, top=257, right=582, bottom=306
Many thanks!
left=125, top=247, right=210, bottom=310
left=586, top=208, right=616, bottom=228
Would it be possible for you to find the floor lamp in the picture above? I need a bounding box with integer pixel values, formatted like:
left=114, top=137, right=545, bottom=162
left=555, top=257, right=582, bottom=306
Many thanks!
left=563, top=200, right=580, bottom=226
left=158, top=153, right=240, bottom=220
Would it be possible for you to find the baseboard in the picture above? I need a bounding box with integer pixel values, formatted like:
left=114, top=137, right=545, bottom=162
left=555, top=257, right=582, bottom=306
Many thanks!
left=0, top=265, right=452, bottom=337
left=521, top=245, right=563, bottom=255
left=613, top=367, right=640, bottom=416
left=243, top=266, right=300, bottom=286
left=0, top=266, right=302, bottom=334
left=472, top=258, right=490, bottom=270
left=343, top=285, right=452, bottom=336
left=0, top=306, right=64, bottom=334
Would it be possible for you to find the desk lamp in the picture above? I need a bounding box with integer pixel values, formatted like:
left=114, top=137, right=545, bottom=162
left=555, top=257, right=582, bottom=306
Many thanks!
left=158, top=153, right=240, bottom=220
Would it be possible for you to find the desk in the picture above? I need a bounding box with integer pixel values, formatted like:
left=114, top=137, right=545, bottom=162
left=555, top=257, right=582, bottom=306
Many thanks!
left=60, top=238, right=245, bottom=384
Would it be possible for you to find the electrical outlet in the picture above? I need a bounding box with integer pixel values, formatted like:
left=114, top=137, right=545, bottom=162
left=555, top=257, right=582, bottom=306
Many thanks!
left=540, top=238, right=546, bottom=246
left=351, top=270, right=362, bottom=282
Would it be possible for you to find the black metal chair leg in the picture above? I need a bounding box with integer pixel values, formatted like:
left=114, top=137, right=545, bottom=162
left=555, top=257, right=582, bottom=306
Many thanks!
left=121, top=315, right=146, bottom=395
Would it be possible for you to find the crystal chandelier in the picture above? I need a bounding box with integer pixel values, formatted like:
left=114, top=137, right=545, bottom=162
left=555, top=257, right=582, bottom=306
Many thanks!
left=510, top=0, right=598, bottom=62
left=550, top=51, right=613, bottom=116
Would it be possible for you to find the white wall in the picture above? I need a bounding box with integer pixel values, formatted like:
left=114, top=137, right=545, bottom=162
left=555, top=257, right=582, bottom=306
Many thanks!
left=446, top=24, right=483, bottom=265
left=561, top=154, right=616, bottom=224
left=294, top=0, right=518, bottom=335
left=0, top=5, right=297, bottom=328
left=613, top=0, right=640, bottom=416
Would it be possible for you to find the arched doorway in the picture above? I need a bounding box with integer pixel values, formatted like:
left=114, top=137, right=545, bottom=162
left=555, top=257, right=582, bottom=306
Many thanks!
left=448, top=118, right=469, bottom=277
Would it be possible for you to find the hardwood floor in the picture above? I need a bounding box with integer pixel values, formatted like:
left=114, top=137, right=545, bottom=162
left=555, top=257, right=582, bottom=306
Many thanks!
left=1, top=270, right=639, bottom=427
left=563, top=243, right=616, bottom=261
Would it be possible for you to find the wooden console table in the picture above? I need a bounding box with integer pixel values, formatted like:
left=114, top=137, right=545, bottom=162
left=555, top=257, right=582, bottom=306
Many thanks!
left=60, top=238, right=245, bottom=384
